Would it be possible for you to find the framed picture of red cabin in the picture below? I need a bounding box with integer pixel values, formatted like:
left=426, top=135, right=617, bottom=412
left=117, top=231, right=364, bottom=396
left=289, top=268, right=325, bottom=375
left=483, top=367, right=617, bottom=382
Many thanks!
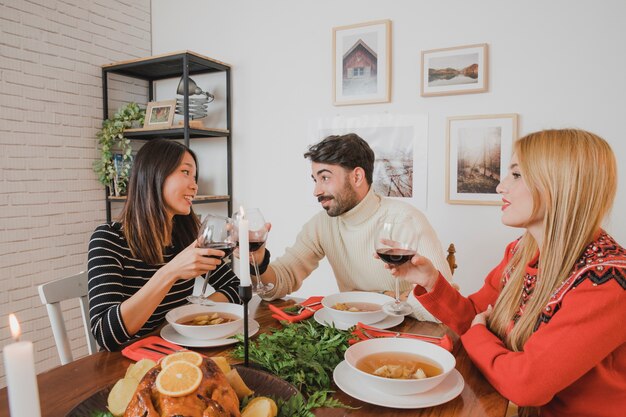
left=446, top=113, right=518, bottom=205
left=421, top=44, right=489, bottom=97
left=333, top=20, right=391, bottom=106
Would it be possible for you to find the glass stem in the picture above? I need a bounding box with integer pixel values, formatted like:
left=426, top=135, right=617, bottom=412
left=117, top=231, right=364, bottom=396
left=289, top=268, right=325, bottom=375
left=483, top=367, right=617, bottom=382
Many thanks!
left=394, top=276, right=401, bottom=304
left=200, top=271, right=212, bottom=298
left=251, top=255, right=262, bottom=290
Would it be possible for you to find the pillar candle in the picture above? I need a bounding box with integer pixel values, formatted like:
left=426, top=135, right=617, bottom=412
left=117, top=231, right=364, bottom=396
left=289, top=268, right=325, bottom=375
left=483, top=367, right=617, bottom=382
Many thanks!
left=238, top=207, right=251, bottom=287
left=3, top=314, right=42, bottom=417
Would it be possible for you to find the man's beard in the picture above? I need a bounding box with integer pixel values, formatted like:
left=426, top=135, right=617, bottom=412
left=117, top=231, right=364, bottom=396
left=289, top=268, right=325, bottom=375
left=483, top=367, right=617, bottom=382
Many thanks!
left=318, top=183, right=360, bottom=217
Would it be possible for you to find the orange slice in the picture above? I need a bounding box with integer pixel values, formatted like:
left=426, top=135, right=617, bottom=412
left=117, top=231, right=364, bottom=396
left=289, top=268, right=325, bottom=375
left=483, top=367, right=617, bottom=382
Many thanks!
left=155, top=361, right=202, bottom=397
left=160, top=351, right=203, bottom=368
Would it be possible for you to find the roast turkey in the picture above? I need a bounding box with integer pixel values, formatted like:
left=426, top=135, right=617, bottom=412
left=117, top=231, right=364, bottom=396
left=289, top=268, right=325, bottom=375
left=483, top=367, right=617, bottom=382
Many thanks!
left=124, top=358, right=240, bottom=417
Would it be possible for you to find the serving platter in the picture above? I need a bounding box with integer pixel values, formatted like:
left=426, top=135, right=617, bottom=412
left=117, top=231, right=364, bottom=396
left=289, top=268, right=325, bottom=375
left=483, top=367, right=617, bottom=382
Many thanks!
left=65, top=364, right=300, bottom=417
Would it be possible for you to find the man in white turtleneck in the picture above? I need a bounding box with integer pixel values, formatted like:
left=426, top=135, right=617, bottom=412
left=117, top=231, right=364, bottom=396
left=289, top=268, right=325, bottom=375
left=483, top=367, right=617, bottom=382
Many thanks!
left=252, top=133, right=453, bottom=321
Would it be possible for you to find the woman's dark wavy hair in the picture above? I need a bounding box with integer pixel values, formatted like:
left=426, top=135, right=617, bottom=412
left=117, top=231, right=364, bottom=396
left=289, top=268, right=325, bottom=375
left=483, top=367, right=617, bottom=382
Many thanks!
left=121, top=139, right=200, bottom=264
left=303, top=133, right=375, bottom=185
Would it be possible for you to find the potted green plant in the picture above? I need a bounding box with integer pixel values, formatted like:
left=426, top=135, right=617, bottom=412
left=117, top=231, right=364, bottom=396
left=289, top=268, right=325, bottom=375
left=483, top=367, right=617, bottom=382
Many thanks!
left=93, top=102, right=145, bottom=196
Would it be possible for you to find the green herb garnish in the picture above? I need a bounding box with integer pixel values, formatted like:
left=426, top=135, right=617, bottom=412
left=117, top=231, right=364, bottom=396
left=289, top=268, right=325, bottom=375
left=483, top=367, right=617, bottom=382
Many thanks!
left=242, top=391, right=350, bottom=417
left=233, top=319, right=356, bottom=413
left=84, top=411, right=113, bottom=417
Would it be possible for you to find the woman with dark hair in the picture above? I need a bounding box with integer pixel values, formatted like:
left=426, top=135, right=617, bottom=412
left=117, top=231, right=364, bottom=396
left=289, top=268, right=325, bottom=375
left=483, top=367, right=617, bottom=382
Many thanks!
left=88, top=139, right=240, bottom=351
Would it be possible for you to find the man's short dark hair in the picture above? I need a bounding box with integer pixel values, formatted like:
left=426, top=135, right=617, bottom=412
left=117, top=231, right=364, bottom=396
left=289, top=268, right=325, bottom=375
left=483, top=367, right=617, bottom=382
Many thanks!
left=303, top=133, right=375, bottom=185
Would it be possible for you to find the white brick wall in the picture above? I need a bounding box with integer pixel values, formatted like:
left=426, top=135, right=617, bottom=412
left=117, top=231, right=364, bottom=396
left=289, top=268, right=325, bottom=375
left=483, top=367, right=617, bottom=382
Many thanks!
left=0, top=0, right=151, bottom=388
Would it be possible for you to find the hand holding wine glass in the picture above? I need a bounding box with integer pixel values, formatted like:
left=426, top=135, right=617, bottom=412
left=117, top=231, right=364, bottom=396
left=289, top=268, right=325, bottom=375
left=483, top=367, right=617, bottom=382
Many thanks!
left=186, top=214, right=236, bottom=305
left=375, top=218, right=417, bottom=316
left=233, top=208, right=274, bottom=295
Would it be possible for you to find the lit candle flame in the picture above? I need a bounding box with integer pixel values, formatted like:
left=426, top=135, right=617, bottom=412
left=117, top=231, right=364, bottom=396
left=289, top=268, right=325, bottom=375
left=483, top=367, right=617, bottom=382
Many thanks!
left=240, top=206, right=246, bottom=218
left=9, top=313, right=21, bottom=341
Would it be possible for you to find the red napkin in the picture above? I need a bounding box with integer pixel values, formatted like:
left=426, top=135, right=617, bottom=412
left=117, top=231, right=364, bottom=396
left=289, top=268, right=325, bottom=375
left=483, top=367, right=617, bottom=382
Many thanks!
left=121, top=336, right=185, bottom=362
left=268, top=296, right=324, bottom=323
left=350, top=322, right=454, bottom=352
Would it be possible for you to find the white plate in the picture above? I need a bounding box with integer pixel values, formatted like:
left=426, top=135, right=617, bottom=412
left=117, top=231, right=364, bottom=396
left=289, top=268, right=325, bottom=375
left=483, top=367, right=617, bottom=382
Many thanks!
left=160, top=320, right=260, bottom=348
left=314, top=308, right=403, bottom=331
left=333, top=360, right=464, bottom=409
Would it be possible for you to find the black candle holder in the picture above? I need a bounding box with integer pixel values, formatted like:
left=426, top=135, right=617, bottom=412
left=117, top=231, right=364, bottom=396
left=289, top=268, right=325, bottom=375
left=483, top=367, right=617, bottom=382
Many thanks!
left=238, top=285, right=253, bottom=367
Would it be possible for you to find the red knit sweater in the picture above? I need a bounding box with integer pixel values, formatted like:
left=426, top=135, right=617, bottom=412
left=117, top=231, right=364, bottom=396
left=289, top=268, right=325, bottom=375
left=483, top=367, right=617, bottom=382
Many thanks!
left=414, top=233, right=626, bottom=417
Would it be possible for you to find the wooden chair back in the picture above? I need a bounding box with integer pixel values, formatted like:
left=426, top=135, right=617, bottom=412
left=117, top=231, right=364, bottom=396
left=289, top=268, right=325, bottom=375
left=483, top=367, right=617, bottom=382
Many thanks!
left=37, top=271, right=98, bottom=364
left=446, top=243, right=458, bottom=276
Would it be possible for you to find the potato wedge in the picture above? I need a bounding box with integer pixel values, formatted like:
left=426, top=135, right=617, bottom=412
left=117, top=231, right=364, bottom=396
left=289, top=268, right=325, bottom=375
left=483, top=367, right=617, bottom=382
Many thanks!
left=209, top=356, right=231, bottom=375
left=124, top=363, right=135, bottom=379
left=242, top=396, right=277, bottom=417
left=225, top=368, right=254, bottom=399
left=126, top=358, right=156, bottom=382
left=107, top=377, right=139, bottom=416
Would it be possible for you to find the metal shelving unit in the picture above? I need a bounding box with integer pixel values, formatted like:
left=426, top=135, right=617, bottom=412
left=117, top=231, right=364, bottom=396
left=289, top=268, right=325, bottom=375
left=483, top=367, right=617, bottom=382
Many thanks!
left=101, top=51, right=232, bottom=221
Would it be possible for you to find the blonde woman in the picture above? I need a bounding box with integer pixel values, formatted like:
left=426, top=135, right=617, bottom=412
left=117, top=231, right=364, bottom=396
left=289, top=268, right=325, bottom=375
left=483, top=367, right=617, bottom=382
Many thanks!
left=388, top=130, right=626, bottom=417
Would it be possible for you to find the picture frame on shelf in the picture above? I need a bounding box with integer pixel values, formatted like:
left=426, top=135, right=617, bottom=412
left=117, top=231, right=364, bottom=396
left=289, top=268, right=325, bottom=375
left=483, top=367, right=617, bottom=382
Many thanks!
left=421, top=43, right=488, bottom=97
left=446, top=113, right=518, bottom=205
left=333, top=19, right=391, bottom=106
left=143, top=99, right=176, bottom=129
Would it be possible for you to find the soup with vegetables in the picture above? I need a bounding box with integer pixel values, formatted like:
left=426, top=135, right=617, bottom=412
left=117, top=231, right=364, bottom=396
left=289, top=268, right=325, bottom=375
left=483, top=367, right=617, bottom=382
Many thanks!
left=356, top=352, right=442, bottom=380
left=332, top=302, right=381, bottom=312
left=177, top=312, right=240, bottom=326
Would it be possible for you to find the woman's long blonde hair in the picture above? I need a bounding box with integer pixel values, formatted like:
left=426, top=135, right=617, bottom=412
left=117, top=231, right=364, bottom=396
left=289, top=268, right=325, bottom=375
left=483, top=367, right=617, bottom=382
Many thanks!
left=489, top=129, right=617, bottom=351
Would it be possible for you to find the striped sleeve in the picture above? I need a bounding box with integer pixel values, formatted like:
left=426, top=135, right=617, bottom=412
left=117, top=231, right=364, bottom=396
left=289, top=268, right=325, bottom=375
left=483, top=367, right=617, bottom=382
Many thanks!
left=208, top=261, right=241, bottom=303
left=88, top=223, right=243, bottom=351
left=87, top=224, right=132, bottom=351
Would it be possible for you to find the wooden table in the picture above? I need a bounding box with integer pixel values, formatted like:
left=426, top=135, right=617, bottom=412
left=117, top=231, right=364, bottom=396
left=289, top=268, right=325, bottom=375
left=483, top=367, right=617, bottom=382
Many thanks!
left=0, top=299, right=508, bottom=417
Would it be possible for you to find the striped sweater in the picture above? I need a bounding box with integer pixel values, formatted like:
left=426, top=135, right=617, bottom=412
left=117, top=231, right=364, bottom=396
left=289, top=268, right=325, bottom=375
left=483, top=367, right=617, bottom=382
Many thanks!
left=87, top=222, right=241, bottom=351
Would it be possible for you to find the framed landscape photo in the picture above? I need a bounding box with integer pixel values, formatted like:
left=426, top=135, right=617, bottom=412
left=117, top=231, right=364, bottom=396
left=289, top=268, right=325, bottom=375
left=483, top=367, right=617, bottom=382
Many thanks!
left=333, top=19, right=391, bottom=106
left=421, top=43, right=488, bottom=97
left=144, top=99, right=176, bottom=129
left=446, top=113, right=518, bottom=205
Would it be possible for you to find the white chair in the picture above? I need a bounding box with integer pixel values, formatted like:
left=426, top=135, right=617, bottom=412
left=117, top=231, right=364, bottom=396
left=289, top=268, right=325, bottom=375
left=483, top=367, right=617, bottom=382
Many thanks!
left=37, top=271, right=98, bottom=364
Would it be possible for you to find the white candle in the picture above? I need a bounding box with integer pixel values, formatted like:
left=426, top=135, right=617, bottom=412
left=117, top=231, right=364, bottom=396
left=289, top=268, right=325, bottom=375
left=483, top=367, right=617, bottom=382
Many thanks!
left=3, top=314, right=42, bottom=417
left=238, top=207, right=251, bottom=287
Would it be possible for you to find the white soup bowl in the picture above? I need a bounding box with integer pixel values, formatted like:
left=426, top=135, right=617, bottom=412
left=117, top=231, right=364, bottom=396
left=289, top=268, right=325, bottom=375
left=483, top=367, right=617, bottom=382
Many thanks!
left=322, top=291, right=393, bottom=326
left=166, top=303, right=243, bottom=340
left=344, top=337, right=456, bottom=395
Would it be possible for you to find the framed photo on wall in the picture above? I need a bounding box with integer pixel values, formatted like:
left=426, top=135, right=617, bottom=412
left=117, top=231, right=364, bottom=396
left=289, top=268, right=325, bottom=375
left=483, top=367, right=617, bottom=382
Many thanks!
left=144, top=99, right=176, bottom=129
left=421, top=43, right=488, bottom=97
left=446, top=113, right=518, bottom=205
left=333, top=19, right=391, bottom=106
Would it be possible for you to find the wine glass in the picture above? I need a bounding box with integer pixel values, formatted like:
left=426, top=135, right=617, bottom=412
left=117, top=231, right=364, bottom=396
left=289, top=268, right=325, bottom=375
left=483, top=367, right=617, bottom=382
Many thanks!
left=233, top=208, right=274, bottom=295
left=187, top=214, right=236, bottom=305
left=375, top=218, right=416, bottom=316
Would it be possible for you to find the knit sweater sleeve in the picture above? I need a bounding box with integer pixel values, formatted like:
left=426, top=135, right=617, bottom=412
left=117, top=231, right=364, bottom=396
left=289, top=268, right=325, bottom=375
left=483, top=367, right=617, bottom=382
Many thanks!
left=461, top=274, right=626, bottom=407
left=400, top=205, right=455, bottom=321
left=414, top=241, right=515, bottom=334
left=87, top=224, right=132, bottom=351
left=263, top=213, right=326, bottom=300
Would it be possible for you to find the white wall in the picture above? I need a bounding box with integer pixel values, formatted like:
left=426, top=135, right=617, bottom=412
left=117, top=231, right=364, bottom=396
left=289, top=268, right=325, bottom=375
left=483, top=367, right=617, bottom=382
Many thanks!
left=0, top=0, right=151, bottom=385
left=151, top=0, right=626, bottom=297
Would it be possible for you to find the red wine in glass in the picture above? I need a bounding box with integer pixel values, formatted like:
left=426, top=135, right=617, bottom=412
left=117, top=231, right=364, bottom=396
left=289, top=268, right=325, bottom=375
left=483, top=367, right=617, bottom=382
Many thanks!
left=248, top=241, right=265, bottom=252
left=375, top=219, right=416, bottom=316
left=376, top=248, right=416, bottom=266
left=233, top=208, right=273, bottom=295
left=204, top=242, right=237, bottom=258
left=187, top=215, right=235, bottom=305
left=234, top=241, right=265, bottom=252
